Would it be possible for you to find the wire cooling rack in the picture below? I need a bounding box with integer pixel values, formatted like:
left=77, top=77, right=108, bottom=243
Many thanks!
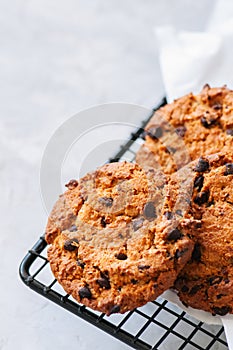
left=19, top=98, right=228, bottom=350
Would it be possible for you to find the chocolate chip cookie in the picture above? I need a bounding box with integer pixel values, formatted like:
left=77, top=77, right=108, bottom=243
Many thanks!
left=137, top=85, right=233, bottom=174
left=46, top=162, right=194, bottom=315
left=173, top=153, right=233, bottom=316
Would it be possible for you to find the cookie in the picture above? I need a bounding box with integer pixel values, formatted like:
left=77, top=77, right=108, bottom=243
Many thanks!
left=137, top=85, right=233, bottom=174
left=45, top=162, right=194, bottom=315
left=173, top=153, right=233, bottom=316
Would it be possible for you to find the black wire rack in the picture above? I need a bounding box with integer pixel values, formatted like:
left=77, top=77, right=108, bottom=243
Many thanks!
left=19, top=98, right=228, bottom=350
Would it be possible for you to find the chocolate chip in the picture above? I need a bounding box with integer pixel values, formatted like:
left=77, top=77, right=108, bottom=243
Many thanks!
left=175, top=209, right=183, bottom=217
left=138, top=265, right=150, bottom=270
left=175, top=126, right=187, bottom=137
left=212, top=306, right=231, bottom=316
left=166, top=228, right=183, bottom=242
left=143, top=202, right=157, bottom=220
left=194, top=175, right=204, bottom=191
left=77, top=259, right=85, bottom=269
left=226, top=129, right=233, bottom=136
left=194, top=158, right=209, bottom=172
left=109, top=305, right=120, bottom=315
left=181, top=300, right=189, bottom=308
left=97, top=276, right=111, bottom=290
left=69, top=225, right=77, bottom=232
left=201, top=116, right=216, bottom=128
left=194, top=191, right=210, bottom=205
left=131, top=279, right=138, bottom=285
left=64, top=238, right=79, bottom=251
left=164, top=211, right=173, bottom=220
left=132, top=217, right=144, bottom=231
left=195, top=222, right=202, bottom=229
left=175, top=248, right=189, bottom=259
left=212, top=103, right=222, bottom=110
left=217, top=294, right=224, bottom=299
left=224, top=163, right=233, bottom=175
left=98, top=197, right=113, bottom=207
left=203, top=83, right=210, bottom=90
left=65, top=179, right=78, bottom=189
left=147, top=126, right=163, bottom=139
left=101, top=217, right=107, bottom=228
left=181, top=285, right=189, bottom=293
left=189, top=285, right=202, bottom=296
left=192, top=243, right=202, bottom=262
left=78, top=286, right=92, bottom=299
left=115, top=253, right=127, bottom=260
left=208, top=276, right=223, bottom=286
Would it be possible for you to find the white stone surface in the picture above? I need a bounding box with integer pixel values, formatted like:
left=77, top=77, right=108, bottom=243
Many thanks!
left=0, top=1, right=221, bottom=349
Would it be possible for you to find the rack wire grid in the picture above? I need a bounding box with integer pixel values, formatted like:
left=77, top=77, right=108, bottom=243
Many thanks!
left=19, top=98, right=228, bottom=350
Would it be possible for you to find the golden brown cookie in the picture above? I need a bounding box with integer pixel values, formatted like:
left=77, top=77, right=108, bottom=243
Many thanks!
left=173, top=153, right=233, bottom=316
left=45, top=162, right=194, bottom=315
left=136, top=85, right=233, bottom=174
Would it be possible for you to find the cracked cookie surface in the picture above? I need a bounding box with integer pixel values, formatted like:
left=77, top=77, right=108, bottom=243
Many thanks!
left=173, top=153, right=233, bottom=316
left=45, top=162, right=194, bottom=315
left=136, top=85, right=233, bottom=174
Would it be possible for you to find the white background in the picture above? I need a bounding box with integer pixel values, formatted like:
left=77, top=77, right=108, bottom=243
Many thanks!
left=0, top=1, right=221, bottom=349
